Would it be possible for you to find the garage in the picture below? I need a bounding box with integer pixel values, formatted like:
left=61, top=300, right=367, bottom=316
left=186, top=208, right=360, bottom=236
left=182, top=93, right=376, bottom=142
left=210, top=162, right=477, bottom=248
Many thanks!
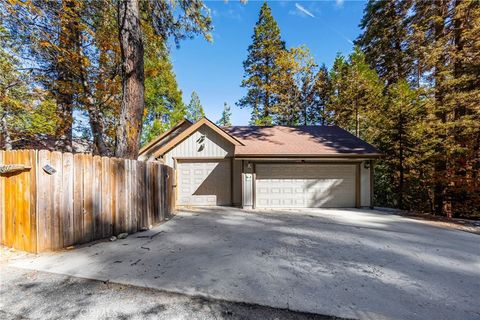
left=255, top=163, right=357, bottom=208
left=139, top=118, right=380, bottom=209
left=177, top=159, right=231, bottom=206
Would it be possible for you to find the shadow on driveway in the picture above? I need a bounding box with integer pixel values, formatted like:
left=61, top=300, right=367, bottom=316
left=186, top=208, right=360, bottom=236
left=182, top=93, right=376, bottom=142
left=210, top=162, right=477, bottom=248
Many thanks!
left=7, top=207, right=480, bottom=320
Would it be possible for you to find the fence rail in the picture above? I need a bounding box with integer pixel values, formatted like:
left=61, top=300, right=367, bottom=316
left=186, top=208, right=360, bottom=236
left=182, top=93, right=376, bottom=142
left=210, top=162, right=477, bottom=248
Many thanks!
left=0, top=149, right=174, bottom=253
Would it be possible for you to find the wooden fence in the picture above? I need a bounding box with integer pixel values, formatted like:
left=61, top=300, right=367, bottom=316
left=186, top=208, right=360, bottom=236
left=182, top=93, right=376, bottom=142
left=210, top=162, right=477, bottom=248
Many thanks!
left=0, top=149, right=174, bottom=253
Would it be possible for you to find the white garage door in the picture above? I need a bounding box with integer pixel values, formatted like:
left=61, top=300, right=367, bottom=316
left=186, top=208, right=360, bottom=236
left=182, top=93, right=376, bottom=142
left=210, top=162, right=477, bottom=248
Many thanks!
left=256, top=163, right=356, bottom=208
left=177, top=159, right=231, bottom=206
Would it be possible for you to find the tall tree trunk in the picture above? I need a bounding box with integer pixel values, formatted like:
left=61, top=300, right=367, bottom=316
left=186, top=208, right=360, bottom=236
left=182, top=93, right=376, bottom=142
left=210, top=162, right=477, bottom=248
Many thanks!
left=54, top=0, right=80, bottom=153
left=80, top=68, right=108, bottom=156
left=432, top=0, right=448, bottom=216
left=87, top=106, right=108, bottom=156
left=450, top=0, right=466, bottom=217
left=303, top=105, right=307, bottom=126
left=115, top=0, right=144, bottom=159
left=354, top=99, right=359, bottom=137
left=0, top=114, right=12, bottom=150
left=54, top=94, right=74, bottom=152
left=398, top=118, right=404, bottom=210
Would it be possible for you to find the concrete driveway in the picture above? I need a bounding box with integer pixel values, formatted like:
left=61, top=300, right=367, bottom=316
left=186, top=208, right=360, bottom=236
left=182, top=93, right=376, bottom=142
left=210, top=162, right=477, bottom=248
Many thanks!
left=7, top=207, right=480, bottom=320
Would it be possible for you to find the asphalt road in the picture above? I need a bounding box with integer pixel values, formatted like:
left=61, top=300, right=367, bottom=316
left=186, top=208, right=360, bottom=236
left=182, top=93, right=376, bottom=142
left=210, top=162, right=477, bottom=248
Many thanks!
left=0, top=265, right=340, bottom=320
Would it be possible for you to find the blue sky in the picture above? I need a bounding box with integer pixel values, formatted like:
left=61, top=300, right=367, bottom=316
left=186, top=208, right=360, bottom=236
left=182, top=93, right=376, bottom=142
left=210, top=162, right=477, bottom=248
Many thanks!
left=169, top=0, right=366, bottom=125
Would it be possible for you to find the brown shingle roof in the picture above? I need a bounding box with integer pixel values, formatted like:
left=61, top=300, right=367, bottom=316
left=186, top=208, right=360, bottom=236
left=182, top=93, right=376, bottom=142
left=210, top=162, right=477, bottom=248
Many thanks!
left=223, top=125, right=381, bottom=157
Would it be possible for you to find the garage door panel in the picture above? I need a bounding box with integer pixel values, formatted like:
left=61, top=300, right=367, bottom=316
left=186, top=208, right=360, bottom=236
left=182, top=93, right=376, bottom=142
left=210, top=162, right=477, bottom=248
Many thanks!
left=177, top=160, right=231, bottom=206
left=256, top=164, right=356, bottom=208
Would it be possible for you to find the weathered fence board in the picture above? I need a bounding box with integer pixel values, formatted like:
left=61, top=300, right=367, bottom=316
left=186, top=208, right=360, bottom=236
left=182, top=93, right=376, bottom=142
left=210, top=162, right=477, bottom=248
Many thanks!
left=0, top=149, right=174, bottom=253
left=63, top=152, right=74, bottom=247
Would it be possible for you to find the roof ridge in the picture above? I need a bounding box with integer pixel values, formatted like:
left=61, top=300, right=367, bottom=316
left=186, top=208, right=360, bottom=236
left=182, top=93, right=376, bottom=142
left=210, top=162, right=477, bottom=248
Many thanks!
left=224, top=125, right=339, bottom=128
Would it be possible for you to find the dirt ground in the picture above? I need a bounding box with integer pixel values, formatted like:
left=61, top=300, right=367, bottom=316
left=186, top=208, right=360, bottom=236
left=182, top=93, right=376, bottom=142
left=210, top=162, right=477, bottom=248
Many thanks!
left=382, top=208, right=480, bottom=235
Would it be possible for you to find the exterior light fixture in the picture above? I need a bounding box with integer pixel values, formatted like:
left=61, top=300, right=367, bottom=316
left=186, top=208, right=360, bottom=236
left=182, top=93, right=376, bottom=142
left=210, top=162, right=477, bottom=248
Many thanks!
left=364, top=161, right=370, bottom=169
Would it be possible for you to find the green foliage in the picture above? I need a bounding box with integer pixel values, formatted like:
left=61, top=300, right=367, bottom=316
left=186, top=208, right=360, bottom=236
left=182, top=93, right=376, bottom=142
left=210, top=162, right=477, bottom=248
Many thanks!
left=270, top=48, right=301, bottom=125
left=0, top=26, right=30, bottom=112
left=140, top=0, right=212, bottom=45
left=356, top=0, right=413, bottom=85
left=238, top=2, right=285, bottom=125
left=217, top=102, right=232, bottom=127
left=310, top=64, right=332, bottom=125
left=270, top=46, right=331, bottom=126
left=0, top=26, right=57, bottom=149
left=357, top=0, right=480, bottom=217
left=239, top=4, right=331, bottom=127
left=2, top=0, right=212, bottom=156
left=327, top=48, right=384, bottom=138
left=142, top=33, right=185, bottom=145
left=186, top=91, right=205, bottom=122
left=372, top=80, right=426, bottom=209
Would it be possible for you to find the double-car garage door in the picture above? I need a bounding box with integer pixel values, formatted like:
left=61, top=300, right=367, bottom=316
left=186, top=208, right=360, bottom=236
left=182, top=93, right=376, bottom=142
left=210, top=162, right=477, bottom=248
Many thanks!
left=255, top=163, right=356, bottom=208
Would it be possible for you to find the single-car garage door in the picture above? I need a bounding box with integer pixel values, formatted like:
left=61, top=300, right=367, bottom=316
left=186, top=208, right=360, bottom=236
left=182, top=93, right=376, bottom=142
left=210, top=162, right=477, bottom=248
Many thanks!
left=177, top=159, right=231, bottom=206
left=256, top=163, right=356, bottom=208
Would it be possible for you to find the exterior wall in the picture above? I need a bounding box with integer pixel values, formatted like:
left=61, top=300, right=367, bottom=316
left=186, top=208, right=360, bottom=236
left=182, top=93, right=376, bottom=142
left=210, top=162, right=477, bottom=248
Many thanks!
left=233, top=160, right=242, bottom=206
left=360, top=161, right=371, bottom=207
left=163, top=125, right=234, bottom=167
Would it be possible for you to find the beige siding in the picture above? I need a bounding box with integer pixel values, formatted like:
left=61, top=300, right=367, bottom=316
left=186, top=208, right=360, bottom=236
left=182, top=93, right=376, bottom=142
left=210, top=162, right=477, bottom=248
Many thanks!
left=163, top=125, right=234, bottom=167
left=360, top=162, right=371, bottom=207
left=233, top=160, right=242, bottom=206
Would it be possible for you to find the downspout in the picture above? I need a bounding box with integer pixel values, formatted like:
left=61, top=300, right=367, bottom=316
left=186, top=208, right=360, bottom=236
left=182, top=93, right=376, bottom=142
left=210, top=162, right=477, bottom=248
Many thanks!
left=370, top=160, right=374, bottom=209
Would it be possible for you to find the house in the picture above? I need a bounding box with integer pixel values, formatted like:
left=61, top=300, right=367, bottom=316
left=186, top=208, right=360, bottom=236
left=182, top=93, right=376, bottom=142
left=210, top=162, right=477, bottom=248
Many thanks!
left=139, top=118, right=382, bottom=209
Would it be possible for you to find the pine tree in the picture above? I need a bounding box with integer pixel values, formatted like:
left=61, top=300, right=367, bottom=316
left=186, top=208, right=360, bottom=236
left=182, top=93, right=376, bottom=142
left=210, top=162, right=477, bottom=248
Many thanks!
left=327, top=48, right=384, bottom=139
left=410, top=0, right=480, bottom=216
left=238, top=2, right=285, bottom=125
left=271, top=48, right=301, bottom=125
left=142, top=31, right=186, bottom=145
left=356, top=0, right=423, bottom=212
left=115, top=0, right=212, bottom=158
left=356, top=0, right=480, bottom=217
left=217, top=102, right=232, bottom=127
left=373, top=80, right=425, bottom=209
left=0, top=27, right=57, bottom=150
left=186, top=91, right=205, bottom=122
left=356, top=0, right=413, bottom=86
left=309, top=64, right=332, bottom=125
left=270, top=46, right=329, bottom=126
left=296, top=50, right=331, bottom=126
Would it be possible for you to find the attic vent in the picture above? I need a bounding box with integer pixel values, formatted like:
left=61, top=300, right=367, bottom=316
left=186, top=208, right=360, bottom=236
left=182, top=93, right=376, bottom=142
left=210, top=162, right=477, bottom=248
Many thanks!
left=197, top=134, right=205, bottom=152
left=196, top=135, right=205, bottom=143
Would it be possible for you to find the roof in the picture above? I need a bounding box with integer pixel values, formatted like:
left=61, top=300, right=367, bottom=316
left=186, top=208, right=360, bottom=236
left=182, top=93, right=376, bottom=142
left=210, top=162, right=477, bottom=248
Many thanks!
left=139, top=117, right=382, bottom=160
left=149, top=118, right=244, bottom=159
left=139, top=119, right=193, bottom=156
left=223, top=125, right=382, bottom=157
